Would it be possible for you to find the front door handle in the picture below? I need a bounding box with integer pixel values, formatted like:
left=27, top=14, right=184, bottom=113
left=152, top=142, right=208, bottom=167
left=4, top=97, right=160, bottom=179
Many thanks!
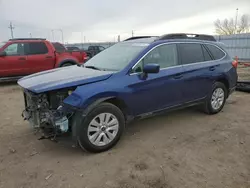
left=46, top=56, right=53, bottom=59
left=173, top=73, right=183, bottom=79
left=209, top=66, right=215, bottom=71
left=18, top=57, right=26, bottom=60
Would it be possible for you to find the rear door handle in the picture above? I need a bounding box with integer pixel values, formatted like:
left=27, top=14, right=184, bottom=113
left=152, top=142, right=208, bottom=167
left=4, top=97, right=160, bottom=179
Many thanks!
left=18, top=57, right=26, bottom=60
left=209, top=66, right=215, bottom=71
left=173, top=73, right=183, bottom=79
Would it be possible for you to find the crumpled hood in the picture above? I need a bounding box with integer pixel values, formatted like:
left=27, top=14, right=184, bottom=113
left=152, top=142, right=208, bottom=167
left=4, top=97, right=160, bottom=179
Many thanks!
left=18, top=65, right=114, bottom=93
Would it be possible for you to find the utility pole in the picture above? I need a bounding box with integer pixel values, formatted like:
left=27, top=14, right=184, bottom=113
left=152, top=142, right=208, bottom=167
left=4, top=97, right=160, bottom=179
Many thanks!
left=8, top=22, right=14, bottom=39
left=235, top=8, right=239, bottom=34
left=118, top=35, right=120, bottom=42
left=51, top=30, right=55, bottom=41
left=81, top=32, right=83, bottom=49
left=132, top=30, right=134, bottom=37
left=29, top=32, right=32, bottom=38
left=58, top=29, right=64, bottom=44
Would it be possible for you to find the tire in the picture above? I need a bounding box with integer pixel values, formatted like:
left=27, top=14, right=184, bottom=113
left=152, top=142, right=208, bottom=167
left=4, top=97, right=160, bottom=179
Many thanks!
left=76, top=102, right=125, bottom=153
left=61, top=62, right=73, bottom=67
left=203, top=82, right=227, bottom=114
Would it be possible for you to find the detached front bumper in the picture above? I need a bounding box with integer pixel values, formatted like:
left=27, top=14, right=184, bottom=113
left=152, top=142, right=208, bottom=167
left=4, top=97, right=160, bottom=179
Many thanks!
left=236, top=81, right=250, bottom=93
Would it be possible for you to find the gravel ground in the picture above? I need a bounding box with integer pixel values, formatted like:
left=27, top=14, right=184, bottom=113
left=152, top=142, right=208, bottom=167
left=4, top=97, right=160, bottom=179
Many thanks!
left=0, top=84, right=250, bottom=188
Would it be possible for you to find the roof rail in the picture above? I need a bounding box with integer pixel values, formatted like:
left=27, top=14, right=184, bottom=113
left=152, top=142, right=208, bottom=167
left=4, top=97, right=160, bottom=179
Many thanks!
left=158, top=33, right=216, bottom=41
left=9, top=38, right=46, bottom=41
left=124, top=36, right=157, bottom=41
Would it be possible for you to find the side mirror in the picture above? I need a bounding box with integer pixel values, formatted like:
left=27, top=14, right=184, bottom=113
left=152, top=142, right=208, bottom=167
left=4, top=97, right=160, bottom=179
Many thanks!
left=0, top=51, right=6, bottom=57
left=143, top=64, right=160, bottom=74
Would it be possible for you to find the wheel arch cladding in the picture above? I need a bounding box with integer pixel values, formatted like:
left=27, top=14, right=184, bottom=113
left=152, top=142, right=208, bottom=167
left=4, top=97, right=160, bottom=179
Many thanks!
left=216, top=78, right=229, bottom=90
left=104, top=97, right=128, bottom=117
left=216, top=78, right=229, bottom=98
left=82, top=96, right=129, bottom=118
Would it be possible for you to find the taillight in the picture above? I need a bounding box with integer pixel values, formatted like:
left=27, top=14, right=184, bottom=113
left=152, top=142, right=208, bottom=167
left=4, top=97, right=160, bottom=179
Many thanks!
left=82, top=52, right=88, bottom=60
left=232, top=56, right=238, bottom=68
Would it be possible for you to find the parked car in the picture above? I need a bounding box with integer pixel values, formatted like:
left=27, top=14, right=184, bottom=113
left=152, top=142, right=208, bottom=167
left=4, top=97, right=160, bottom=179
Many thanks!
left=0, top=38, right=88, bottom=81
left=18, top=33, right=238, bottom=153
left=52, top=42, right=89, bottom=62
left=86, top=45, right=105, bottom=58
left=66, top=46, right=81, bottom=51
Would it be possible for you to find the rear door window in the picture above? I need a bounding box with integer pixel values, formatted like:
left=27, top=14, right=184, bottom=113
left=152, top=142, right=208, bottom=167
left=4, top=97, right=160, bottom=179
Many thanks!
left=27, top=42, right=48, bottom=55
left=205, top=44, right=225, bottom=60
left=178, top=43, right=204, bottom=64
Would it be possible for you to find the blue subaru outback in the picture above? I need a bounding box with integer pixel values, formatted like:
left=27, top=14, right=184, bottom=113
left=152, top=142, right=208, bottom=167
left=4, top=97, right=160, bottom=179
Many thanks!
left=18, top=33, right=238, bottom=153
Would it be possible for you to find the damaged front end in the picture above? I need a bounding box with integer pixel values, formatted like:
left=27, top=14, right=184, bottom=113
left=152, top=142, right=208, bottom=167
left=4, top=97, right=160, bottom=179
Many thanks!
left=22, top=88, right=76, bottom=140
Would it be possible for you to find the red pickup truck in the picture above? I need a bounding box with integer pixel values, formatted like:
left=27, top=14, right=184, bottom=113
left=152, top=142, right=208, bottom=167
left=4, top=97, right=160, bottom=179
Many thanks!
left=0, top=38, right=88, bottom=81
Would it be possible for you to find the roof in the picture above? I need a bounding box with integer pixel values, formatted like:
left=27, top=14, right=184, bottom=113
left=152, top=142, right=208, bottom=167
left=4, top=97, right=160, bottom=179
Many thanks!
left=122, top=37, right=158, bottom=43
left=9, top=38, right=46, bottom=41
left=123, top=33, right=217, bottom=44
left=158, top=33, right=216, bottom=41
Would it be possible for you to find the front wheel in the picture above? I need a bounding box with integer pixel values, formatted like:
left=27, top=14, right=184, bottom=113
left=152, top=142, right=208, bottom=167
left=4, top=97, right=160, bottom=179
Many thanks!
left=203, top=82, right=227, bottom=114
left=76, top=103, right=125, bottom=153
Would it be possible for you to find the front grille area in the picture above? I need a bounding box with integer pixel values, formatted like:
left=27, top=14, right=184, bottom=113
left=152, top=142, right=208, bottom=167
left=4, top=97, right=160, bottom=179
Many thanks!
left=22, top=89, right=70, bottom=128
left=48, top=90, right=68, bottom=109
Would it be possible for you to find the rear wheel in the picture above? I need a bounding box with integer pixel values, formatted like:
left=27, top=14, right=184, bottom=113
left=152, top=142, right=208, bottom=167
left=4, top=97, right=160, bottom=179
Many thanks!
left=203, top=82, right=227, bottom=114
left=61, top=62, right=74, bottom=67
left=76, top=102, right=125, bottom=153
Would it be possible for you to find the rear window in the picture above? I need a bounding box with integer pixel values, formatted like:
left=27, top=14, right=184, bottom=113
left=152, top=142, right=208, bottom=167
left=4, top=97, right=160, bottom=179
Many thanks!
left=205, top=44, right=225, bottom=60
left=52, top=43, right=66, bottom=52
left=28, top=42, right=48, bottom=55
left=178, top=43, right=204, bottom=64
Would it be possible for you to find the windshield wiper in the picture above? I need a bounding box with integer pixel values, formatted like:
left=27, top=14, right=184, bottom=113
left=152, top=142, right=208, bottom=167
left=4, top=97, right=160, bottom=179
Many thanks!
left=84, top=65, right=102, bottom=71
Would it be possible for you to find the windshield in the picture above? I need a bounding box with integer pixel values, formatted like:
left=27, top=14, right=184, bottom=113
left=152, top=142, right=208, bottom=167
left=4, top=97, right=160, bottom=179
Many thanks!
left=0, top=42, right=7, bottom=48
left=84, top=42, right=149, bottom=71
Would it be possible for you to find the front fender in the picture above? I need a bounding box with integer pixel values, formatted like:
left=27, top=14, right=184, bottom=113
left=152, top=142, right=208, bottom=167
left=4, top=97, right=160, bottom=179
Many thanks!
left=63, top=81, right=125, bottom=109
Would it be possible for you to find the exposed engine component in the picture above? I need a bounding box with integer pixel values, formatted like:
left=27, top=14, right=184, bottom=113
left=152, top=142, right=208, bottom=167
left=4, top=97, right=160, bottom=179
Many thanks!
left=22, top=89, right=75, bottom=136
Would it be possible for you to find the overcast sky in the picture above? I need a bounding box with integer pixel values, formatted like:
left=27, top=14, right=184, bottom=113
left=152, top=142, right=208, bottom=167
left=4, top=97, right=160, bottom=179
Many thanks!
left=0, top=0, right=249, bottom=43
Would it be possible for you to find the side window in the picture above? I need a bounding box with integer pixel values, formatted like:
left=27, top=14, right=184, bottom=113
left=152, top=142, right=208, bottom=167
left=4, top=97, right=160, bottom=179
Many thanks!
left=179, top=43, right=204, bottom=64
left=4, top=43, right=25, bottom=56
left=205, top=44, right=225, bottom=60
left=132, top=44, right=178, bottom=73
left=27, top=42, right=48, bottom=55
left=202, top=45, right=212, bottom=61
